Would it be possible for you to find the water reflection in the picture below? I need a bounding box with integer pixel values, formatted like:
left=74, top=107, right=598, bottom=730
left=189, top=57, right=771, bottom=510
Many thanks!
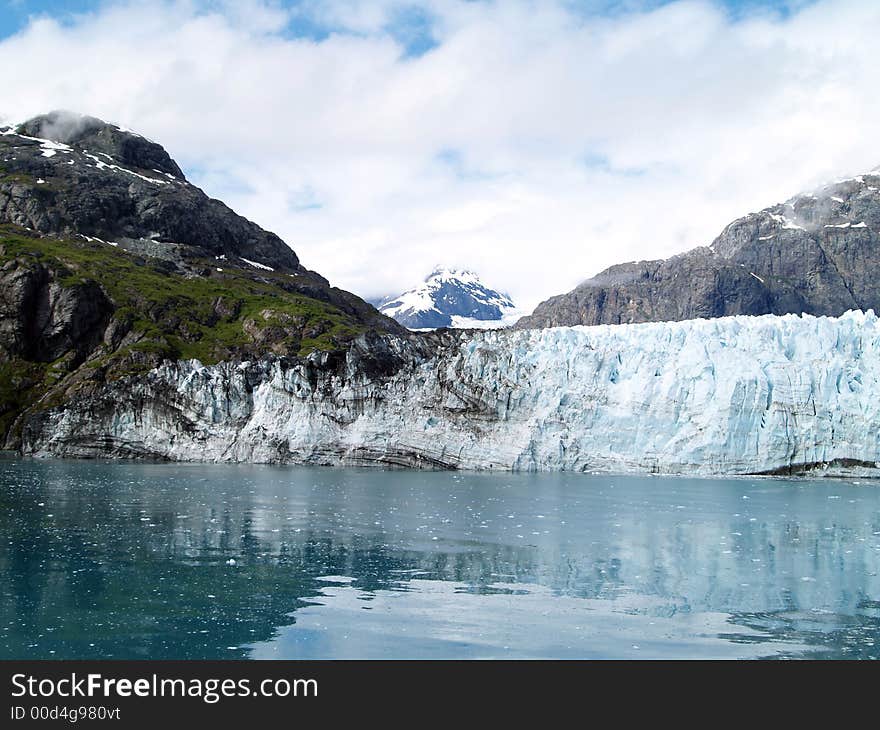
left=0, top=458, right=878, bottom=658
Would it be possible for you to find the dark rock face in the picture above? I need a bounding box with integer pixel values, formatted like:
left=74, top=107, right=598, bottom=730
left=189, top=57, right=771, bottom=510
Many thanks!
left=1, top=111, right=310, bottom=276
left=0, top=255, right=113, bottom=365
left=517, top=172, right=880, bottom=328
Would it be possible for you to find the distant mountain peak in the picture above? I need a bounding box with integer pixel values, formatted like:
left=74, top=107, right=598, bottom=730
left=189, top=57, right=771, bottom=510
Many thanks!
left=426, top=266, right=477, bottom=280
left=379, top=268, right=519, bottom=329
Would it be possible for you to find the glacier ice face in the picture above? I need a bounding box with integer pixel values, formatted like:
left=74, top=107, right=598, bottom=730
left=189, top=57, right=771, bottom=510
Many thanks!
left=25, top=310, right=880, bottom=476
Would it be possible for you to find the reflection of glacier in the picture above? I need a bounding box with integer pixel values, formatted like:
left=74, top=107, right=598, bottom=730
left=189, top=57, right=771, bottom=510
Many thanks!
left=33, top=310, right=880, bottom=475
left=249, top=579, right=794, bottom=660
left=2, top=461, right=880, bottom=658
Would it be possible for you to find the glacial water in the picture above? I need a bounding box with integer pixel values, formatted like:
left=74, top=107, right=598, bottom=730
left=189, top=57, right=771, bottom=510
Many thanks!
left=1, top=458, right=879, bottom=659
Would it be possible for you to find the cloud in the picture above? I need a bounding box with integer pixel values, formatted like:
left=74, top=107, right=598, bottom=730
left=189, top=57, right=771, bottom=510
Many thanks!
left=2, top=0, right=880, bottom=309
left=23, top=108, right=98, bottom=142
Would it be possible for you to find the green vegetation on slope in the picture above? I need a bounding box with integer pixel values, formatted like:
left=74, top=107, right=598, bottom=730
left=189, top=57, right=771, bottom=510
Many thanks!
left=0, top=227, right=381, bottom=441
left=0, top=228, right=367, bottom=363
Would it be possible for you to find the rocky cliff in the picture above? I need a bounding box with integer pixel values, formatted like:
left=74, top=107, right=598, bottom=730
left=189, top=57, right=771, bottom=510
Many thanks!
left=517, top=171, right=880, bottom=328
left=0, top=112, right=404, bottom=445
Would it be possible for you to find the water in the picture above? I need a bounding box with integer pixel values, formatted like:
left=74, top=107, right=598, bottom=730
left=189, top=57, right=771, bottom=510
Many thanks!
left=1, top=458, right=879, bottom=659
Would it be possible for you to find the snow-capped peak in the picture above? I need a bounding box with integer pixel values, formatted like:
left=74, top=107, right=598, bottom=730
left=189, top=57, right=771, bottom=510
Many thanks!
left=425, top=266, right=479, bottom=282
left=378, top=267, right=519, bottom=330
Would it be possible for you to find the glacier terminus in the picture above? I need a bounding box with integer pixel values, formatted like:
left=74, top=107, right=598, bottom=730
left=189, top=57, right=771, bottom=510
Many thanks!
left=26, top=310, right=880, bottom=477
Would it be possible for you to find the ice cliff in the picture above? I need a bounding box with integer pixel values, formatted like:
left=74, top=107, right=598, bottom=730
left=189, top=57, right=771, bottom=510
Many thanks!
left=23, top=310, right=880, bottom=476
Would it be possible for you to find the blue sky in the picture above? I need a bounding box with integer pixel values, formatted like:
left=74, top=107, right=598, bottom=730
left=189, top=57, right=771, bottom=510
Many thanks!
left=0, top=1, right=813, bottom=46
left=0, top=0, right=870, bottom=307
left=1, top=1, right=93, bottom=37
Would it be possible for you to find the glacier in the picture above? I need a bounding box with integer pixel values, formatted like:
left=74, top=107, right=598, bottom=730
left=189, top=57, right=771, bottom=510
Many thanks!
left=24, top=310, right=880, bottom=476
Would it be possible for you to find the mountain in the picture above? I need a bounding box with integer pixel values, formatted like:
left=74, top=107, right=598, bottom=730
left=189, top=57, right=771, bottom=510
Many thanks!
left=5, top=112, right=880, bottom=477
left=4, top=111, right=309, bottom=273
left=517, top=169, right=880, bottom=328
left=378, top=268, right=518, bottom=329
left=0, top=111, right=404, bottom=444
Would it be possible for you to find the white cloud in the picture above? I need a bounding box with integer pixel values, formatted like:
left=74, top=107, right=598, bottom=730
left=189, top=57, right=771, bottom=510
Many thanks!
left=2, top=0, right=880, bottom=309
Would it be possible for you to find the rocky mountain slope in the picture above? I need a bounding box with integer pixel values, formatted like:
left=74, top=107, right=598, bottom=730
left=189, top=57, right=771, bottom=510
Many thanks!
left=2, top=111, right=312, bottom=273
left=378, top=268, right=518, bottom=329
left=517, top=170, right=880, bottom=328
left=0, top=111, right=403, bottom=444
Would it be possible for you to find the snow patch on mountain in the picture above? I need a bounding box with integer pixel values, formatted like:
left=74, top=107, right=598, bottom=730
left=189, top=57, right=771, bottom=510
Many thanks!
left=240, top=257, right=274, bottom=271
